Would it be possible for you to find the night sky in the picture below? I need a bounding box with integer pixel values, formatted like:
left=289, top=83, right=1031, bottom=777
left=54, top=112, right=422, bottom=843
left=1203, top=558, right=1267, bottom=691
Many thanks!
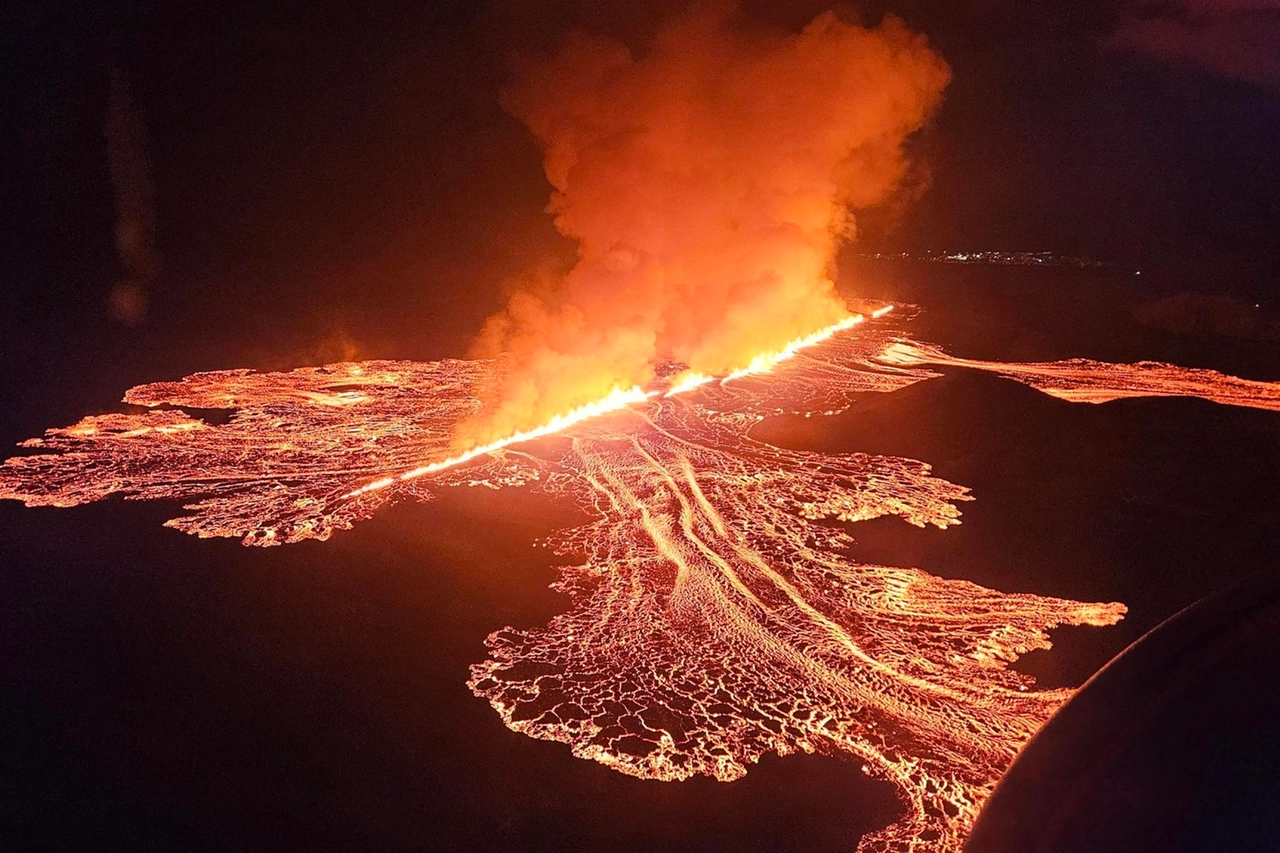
left=4, top=1, right=1278, bottom=385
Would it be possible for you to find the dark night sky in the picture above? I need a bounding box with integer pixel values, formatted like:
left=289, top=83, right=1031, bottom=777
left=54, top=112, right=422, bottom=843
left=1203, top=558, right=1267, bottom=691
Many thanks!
left=3, top=0, right=1278, bottom=383
left=1, top=3, right=1278, bottom=851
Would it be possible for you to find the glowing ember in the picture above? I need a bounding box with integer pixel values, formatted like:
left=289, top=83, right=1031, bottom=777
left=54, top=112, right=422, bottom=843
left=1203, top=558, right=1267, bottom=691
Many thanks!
left=4, top=311, right=1279, bottom=851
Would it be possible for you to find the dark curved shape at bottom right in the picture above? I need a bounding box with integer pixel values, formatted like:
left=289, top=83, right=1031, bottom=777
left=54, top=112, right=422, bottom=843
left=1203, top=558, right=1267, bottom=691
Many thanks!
left=966, top=570, right=1280, bottom=853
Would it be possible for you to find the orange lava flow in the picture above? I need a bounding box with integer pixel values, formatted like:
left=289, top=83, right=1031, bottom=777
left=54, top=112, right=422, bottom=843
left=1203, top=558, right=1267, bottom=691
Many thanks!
left=4, top=312, right=1279, bottom=851
left=879, top=341, right=1280, bottom=411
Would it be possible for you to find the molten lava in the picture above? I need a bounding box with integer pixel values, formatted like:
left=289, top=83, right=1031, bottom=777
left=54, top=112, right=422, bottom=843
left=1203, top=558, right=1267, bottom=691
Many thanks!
left=880, top=342, right=1280, bottom=410
left=344, top=384, right=653, bottom=498
left=4, top=309, right=1279, bottom=851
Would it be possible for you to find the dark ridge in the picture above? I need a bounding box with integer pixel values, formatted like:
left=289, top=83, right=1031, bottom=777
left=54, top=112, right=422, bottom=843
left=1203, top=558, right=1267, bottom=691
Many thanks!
left=753, top=369, right=1079, bottom=467
left=758, top=368, right=1280, bottom=689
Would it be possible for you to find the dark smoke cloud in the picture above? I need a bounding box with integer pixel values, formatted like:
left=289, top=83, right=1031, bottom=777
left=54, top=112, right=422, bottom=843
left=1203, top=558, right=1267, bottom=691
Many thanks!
left=456, top=3, right=949, bottom=447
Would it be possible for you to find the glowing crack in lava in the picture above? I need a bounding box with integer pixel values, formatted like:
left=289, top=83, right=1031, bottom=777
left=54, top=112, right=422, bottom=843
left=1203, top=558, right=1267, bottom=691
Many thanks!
left=5, top=311, right=1280, bottom=851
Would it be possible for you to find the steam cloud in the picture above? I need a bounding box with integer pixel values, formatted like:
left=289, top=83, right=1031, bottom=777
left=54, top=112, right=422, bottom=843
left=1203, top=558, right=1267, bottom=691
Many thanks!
left=456, top=4, right=949, bottom=448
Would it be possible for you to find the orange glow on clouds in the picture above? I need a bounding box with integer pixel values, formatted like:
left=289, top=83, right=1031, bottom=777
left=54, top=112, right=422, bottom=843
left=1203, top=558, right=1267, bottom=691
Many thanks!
left=456, top=6, right=949, bottom=448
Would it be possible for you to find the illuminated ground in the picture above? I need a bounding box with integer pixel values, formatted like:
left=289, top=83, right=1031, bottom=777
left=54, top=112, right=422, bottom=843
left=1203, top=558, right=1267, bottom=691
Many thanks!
left=6, top=305, right=1278, bottom=851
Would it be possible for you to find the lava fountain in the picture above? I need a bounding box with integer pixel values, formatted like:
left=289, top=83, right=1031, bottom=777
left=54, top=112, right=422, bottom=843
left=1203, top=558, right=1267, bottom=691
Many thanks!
left=7, top=306, right=1280, bottom=850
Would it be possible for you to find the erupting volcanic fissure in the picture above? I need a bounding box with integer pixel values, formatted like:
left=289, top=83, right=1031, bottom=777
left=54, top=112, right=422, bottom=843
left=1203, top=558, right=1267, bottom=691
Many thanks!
left=344, top=310, right=887, bottom=500
left=7, top=8, right=1279, bottom=850
left=455, top=5, right=951, bottom=449
left=7, top=306, right=1280, bottom=851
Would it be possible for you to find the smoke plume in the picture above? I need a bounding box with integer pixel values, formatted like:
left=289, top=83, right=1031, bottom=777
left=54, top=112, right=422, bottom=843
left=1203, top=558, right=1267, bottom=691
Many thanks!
left=456, top=4, right=949, bottom=448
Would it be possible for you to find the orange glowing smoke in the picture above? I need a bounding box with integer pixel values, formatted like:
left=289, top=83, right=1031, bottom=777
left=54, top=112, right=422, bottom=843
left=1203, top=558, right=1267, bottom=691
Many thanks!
left=7, top=310, right=1280, bottom=851
left=456, top=6, right=950, bottom=449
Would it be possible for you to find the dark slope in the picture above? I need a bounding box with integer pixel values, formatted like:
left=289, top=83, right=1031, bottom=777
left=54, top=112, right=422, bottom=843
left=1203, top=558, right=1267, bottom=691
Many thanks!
left=755, top=368, right=1280, bottom=687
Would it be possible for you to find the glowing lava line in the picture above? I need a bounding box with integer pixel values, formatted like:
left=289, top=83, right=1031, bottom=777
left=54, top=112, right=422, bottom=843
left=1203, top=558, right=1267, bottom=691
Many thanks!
left=664, top=371, right=716, bottom=397
left=724, top=312, right=866, bottom=382
left=343, top=385, right=652, bottom=498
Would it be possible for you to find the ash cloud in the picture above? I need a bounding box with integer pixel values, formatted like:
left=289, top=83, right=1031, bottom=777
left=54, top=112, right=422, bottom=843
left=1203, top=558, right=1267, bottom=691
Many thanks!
left=456, top=3, right=949, bottom=448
